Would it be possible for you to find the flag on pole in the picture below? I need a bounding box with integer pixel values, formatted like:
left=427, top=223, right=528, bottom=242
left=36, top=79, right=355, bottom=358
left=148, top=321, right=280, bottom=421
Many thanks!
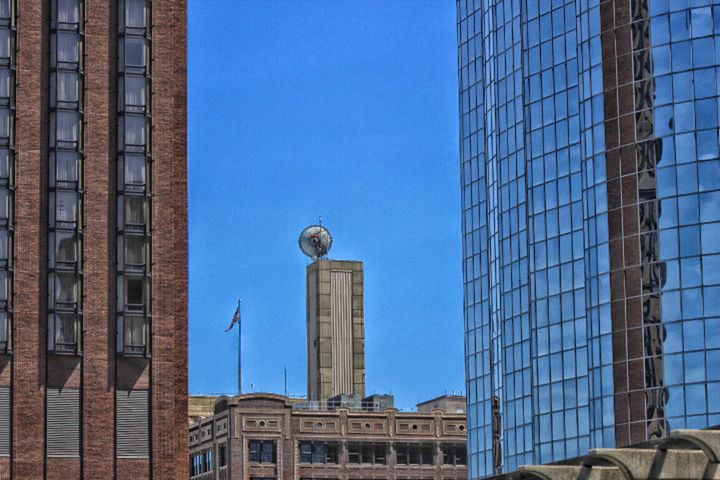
left=226, top=300, right=241, bottom=332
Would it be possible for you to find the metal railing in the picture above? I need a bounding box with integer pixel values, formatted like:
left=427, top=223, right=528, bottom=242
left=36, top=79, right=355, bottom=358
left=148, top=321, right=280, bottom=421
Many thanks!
left=293, top=400, right=384, bottom=412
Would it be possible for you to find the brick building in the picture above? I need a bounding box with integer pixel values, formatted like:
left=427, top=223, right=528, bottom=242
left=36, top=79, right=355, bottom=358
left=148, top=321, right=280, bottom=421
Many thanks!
left=189, top=393, right=468, bottom=480
left=0, top=0, right=187, bottom=478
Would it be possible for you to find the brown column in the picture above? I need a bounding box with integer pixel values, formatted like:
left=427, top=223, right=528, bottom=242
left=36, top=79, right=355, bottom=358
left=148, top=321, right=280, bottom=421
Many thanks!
left=82, top=0, right=117, bottom=477
left=12, top=0, right=47, bottom=478
left=151, top=0, right=188, bottom=479
left=600, top=0, right=668, bottom=446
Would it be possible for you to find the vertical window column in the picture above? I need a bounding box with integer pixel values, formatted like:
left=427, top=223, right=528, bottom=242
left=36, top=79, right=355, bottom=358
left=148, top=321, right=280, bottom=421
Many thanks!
left=0, top=0, right=14, bottom=354
left=47, top=0, right=83, bottom=355
left=116, top=0, right=151, bottom=356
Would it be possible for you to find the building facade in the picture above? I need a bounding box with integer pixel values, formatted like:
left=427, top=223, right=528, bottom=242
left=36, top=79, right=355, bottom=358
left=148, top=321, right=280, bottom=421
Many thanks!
left=307, top=260, right=365, bottom=402
left=458, top=0, right=720, bottom=477
left=417, top=396, right=467, bottom=415
left=0, top=0, right=187, bottom=478
left=189, top=393, right=468, bottom=480
left=486, top=425, right=720, bottom=480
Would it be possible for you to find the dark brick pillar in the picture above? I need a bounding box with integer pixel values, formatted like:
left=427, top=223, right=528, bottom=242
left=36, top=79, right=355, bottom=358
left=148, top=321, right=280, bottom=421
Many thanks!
left=13, top=0, right=47, bottom=477
left=151, top=0, right=189, bottom=479
left=83, top=0, right=117, bottom=478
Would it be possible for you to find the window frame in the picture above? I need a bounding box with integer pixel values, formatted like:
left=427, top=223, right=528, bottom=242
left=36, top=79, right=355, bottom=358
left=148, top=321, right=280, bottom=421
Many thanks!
left=298, top=441, right=340, bottom=464
left=248, top=440, right=277, bottom=464
left=347, top=442, right=388, bottom=465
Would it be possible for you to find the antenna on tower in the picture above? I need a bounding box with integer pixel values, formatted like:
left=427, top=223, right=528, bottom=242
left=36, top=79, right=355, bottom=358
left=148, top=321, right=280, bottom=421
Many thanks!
left=318, top=215, right=322, bottom=225
left=298, top=225, right=333, bottom=261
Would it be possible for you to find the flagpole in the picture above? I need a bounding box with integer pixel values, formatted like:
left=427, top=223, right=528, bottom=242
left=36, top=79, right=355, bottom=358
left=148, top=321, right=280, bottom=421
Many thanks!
left=237, top=299, right=242, bottom=395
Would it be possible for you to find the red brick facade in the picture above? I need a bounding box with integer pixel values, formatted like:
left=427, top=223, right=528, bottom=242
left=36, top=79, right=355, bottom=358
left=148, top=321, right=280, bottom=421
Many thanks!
left=150, top=1, right=189, bottom=479
left=1, top=1, right=188, bottom=479
left=12, top=2, right=47, bottom=479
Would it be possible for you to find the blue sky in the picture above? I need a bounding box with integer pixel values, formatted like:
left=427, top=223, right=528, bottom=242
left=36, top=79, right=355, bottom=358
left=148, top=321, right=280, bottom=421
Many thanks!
left=188, top=0, right=463, bottom=410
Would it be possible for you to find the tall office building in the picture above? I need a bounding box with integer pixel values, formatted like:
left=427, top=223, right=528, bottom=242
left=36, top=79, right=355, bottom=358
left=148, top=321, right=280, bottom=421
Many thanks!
left=0, top=1, right=187, bottom=478
left=458, top=0, right=720, bottom=477
left=306, top=260, right=365, bottom=401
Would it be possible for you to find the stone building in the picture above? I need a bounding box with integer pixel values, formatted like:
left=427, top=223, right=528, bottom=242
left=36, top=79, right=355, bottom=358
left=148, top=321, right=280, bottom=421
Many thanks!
left=189, top=393, right=468, bottom=480
left=484, top=425, right=720, bottom=480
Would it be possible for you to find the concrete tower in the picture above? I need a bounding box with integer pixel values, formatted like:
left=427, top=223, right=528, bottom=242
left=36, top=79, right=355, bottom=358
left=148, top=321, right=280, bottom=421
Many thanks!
left=306, top=260, right=365, bottom=402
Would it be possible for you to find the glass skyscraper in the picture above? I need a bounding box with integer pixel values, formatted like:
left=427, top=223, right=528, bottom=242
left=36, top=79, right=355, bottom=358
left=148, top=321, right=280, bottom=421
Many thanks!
left=458, top=0, right=720, bottom=477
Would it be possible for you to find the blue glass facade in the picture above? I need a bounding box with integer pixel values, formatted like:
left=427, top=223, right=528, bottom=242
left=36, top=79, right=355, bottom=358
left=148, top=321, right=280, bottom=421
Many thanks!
left=458, top=1, right=720, bottom=478
left=649, top=0, right=720, bottom=431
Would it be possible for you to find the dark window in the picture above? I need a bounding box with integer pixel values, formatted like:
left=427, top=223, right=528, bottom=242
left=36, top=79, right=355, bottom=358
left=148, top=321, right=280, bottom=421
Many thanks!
left=124, top=315, right=145, bottom=352
left=55, top=232, right=78, bottom=266
left=124, top=37, right=145, bottom=67
left=55, top=272, right=78, bottom=306
left=347, top=443, right=387, bottom=465
left=125, top=235, right=145, bottom=267
left=125, top=0, right=146, bottom=28
left=125, top=195, right=146, bottom=226
left=0, top=311, right=7, bottom=351
left=0, top=188, right=6, bottom=220
left=0, top=229, right=7, bottom=262
left=0, top=69, right=9, bottom=100
left=56, top=71, right=79, bottom=105
left=57, top=0, right=80, bottom=24
left=124, top=154, right=146, bottom=185
left=204, top=449, right=213, bottom=471
left=0, top=108, right=7, bottom=139
left=249, top=440, right=276, bottom=464
left=54, top=151, right=78, bottom=184
left=299, top=442, right=339, bottom=464
left=0, top=30, right=7, bottom=61
left=218, top=443, right=227, bottom=467
left=124, top=75, right=146, bottom=109
left=54, top=312, right=79, bottom=350
left=125, top=276, right=144, bottom=311
left=395, top=443, right=434, bottom=465
left=0, top=150, right=10, bottom=179
left=57, top=32, right=79, bottom=64
left=123, top=114, right=146, bottom=146
left=55, top=190, right=78, bottom=223
left=441, top=444, right=467, bottom=465
left=191, top=453, right=203, bottom=475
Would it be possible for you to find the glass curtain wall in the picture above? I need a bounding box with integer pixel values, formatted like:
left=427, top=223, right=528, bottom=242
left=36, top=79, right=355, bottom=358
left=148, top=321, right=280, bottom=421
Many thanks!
left=117, top=0, right=151, bottom=356
left=459, top=0, right=608, bottom=475
left=0, top=0, right=13, bottom=354
left=649, top=0, right=720, bottom=432
left=461, top=0, right=720, bottom=478
left=576, top=0, right=614, bottom=449
left=523, top=0, right=593, bottom=465
left=47, top=0, right=83, bottom=354
left=459, top=0, right=490, bottom=476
